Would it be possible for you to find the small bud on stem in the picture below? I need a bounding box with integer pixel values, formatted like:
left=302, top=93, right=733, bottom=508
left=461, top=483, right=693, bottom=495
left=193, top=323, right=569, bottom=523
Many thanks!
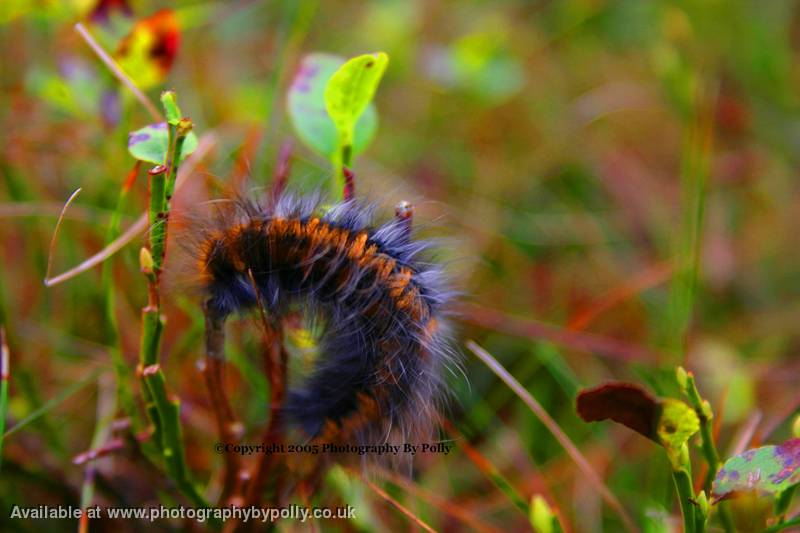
left=139, top=247, right=154, bottom=275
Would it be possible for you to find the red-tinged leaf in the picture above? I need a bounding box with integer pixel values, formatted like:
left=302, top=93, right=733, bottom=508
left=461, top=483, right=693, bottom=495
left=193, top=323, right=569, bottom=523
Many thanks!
left=577, top=381, right=700, bottom=463
left=712, top=439, right=800, bottom=503
left=115, top=9, right=180, bottom=89
left=577, top=382, right=660, bottom=442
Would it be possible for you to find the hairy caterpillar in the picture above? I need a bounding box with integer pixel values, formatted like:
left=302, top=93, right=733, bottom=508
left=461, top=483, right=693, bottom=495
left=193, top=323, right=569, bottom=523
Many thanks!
left=191, top=190, right=456, bottom=451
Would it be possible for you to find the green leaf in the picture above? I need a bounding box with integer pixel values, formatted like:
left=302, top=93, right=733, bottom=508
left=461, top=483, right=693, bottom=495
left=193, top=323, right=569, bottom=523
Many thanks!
left=288, top=53, right=378, bottom=159
left=712, top=439, right=800, bottom=502
left=160, top=91, right=181, bottom=125
left=127, top=122, right=198, bottom=165
left=323, top=52, right=388, bottom=155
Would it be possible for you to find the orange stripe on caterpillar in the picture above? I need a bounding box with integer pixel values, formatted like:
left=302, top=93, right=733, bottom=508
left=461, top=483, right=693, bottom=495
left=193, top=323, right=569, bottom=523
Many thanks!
left=200, top=217, right=432, bottom=318
left=313, top=391, right=384, bottom=444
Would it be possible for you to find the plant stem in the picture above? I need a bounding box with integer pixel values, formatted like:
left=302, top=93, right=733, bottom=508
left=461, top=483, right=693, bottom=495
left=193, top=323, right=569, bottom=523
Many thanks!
left=147, top=165, right=168, bottom=273
left=681, top=370, right=735, bottom=533
left=683, top=373, right=719, bottom=489
left=137, top=96, right=213, bottom=515
left=202, top=307, right=242, bottom=504
left=141, top=364, right=209, bottom=509
left=673, top=467, right=697, bottom=533
left=139, top=291, right=165, bottom=448
left=244, top=312, right=288, bottom=508
left=331, top=147, right=344, bottom=201
left=165, top=131, right=186, bottom=202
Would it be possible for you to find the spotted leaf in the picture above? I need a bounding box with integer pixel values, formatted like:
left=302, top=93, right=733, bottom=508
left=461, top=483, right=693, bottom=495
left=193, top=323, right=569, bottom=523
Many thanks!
left=712, top=439, right=800, bottom=502
left=127, top=122, right=197, bottom=165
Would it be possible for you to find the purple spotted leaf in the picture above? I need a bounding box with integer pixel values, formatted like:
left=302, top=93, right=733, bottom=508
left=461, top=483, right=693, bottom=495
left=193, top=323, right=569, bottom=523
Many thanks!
left=287, top=53, right=377, bottom=159
left=712, top=439, right=800, bottom=503
left=127, top=122, right=198, bottom=165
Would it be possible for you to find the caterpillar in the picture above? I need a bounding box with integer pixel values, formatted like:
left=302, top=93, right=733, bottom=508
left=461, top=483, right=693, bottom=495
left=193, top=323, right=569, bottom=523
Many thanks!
left=191, top=190, right=456, bottom=450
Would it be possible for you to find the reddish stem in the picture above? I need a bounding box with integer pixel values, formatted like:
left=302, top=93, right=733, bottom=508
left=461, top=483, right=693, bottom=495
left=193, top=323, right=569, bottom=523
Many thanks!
left=72, top=430, right=152, bottom=465
left=202, top=306, right=242, bottom=503
left=270, top=140, right=293, bottom=205
left=243, top=325, right=287, bottom=506
left=342, top=167, right=355, bottom=201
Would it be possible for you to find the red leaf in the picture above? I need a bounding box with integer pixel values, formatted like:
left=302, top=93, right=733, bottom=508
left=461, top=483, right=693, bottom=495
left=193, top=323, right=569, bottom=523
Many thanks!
left=576, top=382, right=660, bottom=442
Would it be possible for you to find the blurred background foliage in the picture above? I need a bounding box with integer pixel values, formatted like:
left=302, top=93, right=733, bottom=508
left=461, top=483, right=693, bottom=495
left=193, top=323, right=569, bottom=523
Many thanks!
left=2, top=0, right=800, bottom=531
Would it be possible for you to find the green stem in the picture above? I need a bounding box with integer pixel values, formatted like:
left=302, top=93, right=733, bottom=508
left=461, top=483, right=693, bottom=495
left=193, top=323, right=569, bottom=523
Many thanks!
left=165, top=127, right=186, bottom=202
left=673, top=468, right=697, bottom=533
left=331, top=146, right=344, bottom=201
left=329, top=140, right=354, bottom=202
left=140, top=305, right=164, bottom=449
left=682, top=371, right=735, bottom=533
left=684, top=374, right=719, bottom=488
left=342, top=143, right=352, bottom=167
left=138, top=94, right=211, bottom=515
left=147, top=168, right=167, bottom=272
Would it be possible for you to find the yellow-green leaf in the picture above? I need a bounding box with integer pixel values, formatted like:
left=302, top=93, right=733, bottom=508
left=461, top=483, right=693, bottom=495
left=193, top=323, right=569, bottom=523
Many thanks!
left=657, top=398, right=699, bottom=453
left=323, top=52, right=388, bottom=156
left=160, top=90, right=181, bottom=125
left=287, top=53, right=378, bottom=159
